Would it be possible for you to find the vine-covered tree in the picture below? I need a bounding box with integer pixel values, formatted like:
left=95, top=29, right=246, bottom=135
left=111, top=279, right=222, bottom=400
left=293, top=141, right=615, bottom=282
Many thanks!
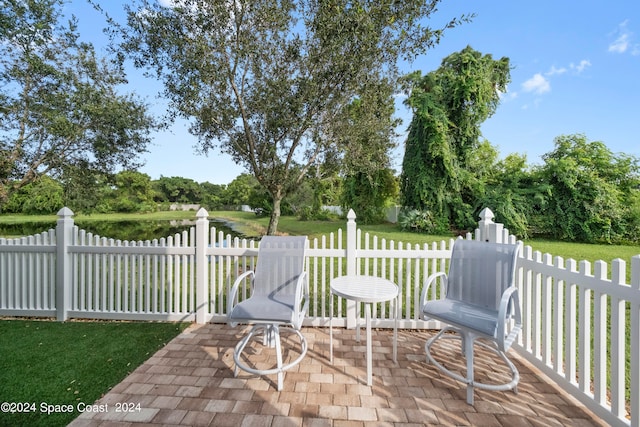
left=400, top=46, right=510, bottom=230
left=0, top=0, right=158, bottom=209
left=107, top=0, right=470, bottom=234
left=540, top=134, right=640, bottom=242
left=468, top=144, right=550, bottom=238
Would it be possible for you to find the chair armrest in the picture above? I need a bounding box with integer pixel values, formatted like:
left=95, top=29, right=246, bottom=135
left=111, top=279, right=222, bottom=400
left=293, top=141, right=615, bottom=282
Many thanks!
left=227, top=270, right=254, bottom=317
left=496, top=286, right=522, bottom=351
left=293, top=271, right=309, bottom=329
left=420, top=272, right=448, bottom=312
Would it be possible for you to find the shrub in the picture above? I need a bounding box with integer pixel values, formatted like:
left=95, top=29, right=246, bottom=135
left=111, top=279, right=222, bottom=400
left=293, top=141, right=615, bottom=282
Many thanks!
left=398, top=209, right=437, bottom=233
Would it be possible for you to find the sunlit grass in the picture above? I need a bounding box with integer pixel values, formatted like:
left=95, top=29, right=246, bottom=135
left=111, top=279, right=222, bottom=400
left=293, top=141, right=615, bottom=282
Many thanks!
left=0, top=320, right=189, bottom=427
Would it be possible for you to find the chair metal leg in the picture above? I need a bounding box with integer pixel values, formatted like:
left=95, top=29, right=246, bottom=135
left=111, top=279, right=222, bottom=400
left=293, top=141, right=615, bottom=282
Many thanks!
left=365, top=303, right=372, bottom=386
left=233, top=323, right=307, bottom=391
left=425, top=327, right=519, bottom=405
left=464, top=333, right=475, bottom=405
left=273, top=326, right=284, bottom=391
left=393, top=295, right=398, bottom=364
left=330, top=293, right=334, bottom=364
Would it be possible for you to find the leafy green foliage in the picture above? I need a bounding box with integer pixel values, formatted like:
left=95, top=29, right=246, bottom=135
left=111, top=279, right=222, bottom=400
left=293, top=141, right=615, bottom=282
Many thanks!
left=96, top=171, right=156, bottom=213
left=0, top=0, right=159, bottom=209
left=400, top=47, right=511, bottom=230
left=338, top=85, right=399, bottom=223
left=223, top=174, right=263, bottom=208
left=398, top=209, right=440, bottom=234
left=2, top=176, right=64, bottom=214
left=341, top=169, right=398, bottom=224
left=199, top=181, right=227, bottom=210
left=152, top=176, right=203, bottom=204
left=468, top=147, right=550, bottom=239
left=540, top=134, right=640, bottom=243
left=111, top=0, right=470, bottom=234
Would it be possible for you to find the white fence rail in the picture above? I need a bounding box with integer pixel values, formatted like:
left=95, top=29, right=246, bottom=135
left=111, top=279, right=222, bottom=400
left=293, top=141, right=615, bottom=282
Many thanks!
left=0, top=206, right=638, bottom=427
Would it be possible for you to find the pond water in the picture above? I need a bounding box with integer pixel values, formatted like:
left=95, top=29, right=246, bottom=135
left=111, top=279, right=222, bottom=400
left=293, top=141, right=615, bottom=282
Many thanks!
left=0, top=219, right=250, bottom=241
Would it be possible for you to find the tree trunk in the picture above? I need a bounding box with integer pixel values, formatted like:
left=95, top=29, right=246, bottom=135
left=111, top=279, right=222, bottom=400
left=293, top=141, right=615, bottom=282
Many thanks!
left=267, top=196, right=281, bottom=235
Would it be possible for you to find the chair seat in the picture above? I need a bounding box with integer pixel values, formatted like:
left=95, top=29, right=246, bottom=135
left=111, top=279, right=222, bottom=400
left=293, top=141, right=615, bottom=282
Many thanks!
left=423, top=299, right=498, bottom=338
left=229, top=294, right=296, bottom=324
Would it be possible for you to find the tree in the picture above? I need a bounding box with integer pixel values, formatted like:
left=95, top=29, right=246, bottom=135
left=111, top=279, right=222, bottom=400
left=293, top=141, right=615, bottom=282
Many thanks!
left=199, top=181, right=227, bottom=210
left=2, top=175, right=64, bottom=214
left=98, top=170, right=156, bottom=213
left=469, top=145, right=549, bottom=238
left=540, top=134, right=640, bottom=242
left=223, top=173, right=264, bottom=208
left=342, top=169, right=398, bottom=224
left=153, top=176, right=202, bottom=204
left=337, top=83, right=399, bottom=223
left=0, top=0, right=158, bottom=208
left=59, top=164, right=112, bottom=214
left=400, top=46, right=510, bottom=230
left=108, top=0, right=470, bottom=234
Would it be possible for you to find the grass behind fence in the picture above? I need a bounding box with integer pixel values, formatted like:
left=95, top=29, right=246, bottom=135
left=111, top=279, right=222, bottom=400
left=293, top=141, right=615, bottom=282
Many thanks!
left=0, top=319, right=189, bottom=427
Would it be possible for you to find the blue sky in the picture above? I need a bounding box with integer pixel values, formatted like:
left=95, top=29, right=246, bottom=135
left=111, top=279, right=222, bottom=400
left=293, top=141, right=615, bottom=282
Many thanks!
left=68, top=1, right=640, bottom=185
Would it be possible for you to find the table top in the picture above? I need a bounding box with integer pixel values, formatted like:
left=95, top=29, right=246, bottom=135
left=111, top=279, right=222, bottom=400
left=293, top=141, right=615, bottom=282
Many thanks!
left=330, top=275, right=398, bottom=303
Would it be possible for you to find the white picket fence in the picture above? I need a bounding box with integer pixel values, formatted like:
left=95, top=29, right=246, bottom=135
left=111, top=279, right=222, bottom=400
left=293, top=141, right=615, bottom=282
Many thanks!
left=0, top=206, right=638, bottom=427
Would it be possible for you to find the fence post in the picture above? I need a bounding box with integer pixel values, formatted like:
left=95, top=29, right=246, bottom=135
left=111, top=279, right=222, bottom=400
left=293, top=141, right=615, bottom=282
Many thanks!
left=631, top=255, right=640, bottom=427
left=477, top=207, right=504, bottom=243
left=56, top=207, right=74, bottom=321
left=195, top=208, right=209, bottom=324
left=477, top=207, right=494, bottom=242
left=346, top=209, right=357, bottom=328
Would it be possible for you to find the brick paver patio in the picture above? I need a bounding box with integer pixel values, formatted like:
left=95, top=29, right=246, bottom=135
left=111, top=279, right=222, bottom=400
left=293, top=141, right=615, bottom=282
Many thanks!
left=68, top=323, right=607, bottom=426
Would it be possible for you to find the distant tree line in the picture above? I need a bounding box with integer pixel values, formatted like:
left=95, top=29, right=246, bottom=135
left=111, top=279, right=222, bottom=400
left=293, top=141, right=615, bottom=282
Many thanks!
left=1, top=172, right=239, bottom=214
left=0, top=171, right=345, bottom=217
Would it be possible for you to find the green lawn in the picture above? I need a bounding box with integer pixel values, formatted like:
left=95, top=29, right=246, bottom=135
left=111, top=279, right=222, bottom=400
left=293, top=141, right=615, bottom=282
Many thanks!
left=212, top=211, right=640, bottom=266
left=0, top=320, right=189, bottom=427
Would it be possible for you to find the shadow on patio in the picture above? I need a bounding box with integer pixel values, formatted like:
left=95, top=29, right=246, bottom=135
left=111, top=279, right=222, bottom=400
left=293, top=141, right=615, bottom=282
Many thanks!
left=69, top=323, right=606, bottom=427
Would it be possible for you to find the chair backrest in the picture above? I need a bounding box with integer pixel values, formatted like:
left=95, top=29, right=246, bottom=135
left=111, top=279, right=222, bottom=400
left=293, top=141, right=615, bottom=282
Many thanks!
left=253, top=236, right=308, bottom=297
left=446, top=239, right=520, bottom=310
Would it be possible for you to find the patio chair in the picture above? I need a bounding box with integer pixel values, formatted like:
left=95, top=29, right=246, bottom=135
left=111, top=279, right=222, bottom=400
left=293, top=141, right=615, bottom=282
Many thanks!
left=227, top=235, right=309, bottom=391
left=420, top=239, right=522, bottom=405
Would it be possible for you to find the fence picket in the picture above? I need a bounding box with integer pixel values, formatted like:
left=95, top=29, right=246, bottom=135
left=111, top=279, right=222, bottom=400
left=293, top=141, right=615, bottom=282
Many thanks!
left=553, top=256, right=564, bottom=375
left=565, top=259, right=578, bottom=384
left=578, top=260, right=592, bottom=396
left=542, top=253, right=553, bottom=366
left=611, top=259, right=627, bottom=418
left=594, top=261, right=608, bottom=405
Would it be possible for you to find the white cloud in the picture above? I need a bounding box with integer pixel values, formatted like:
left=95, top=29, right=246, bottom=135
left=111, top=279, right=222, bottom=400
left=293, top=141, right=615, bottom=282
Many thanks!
left=609, top=34, right=630, bottom=53
left=521, top=59, right=590, bottom=103
left=545, top=66, right=567, bottom=76
left=522, top=73, right=550, bottom=95
left=544, top=60, right=590, bottom=77
left=570, top=59, right=591, bottom=73
left=609, top=20, right=639, bottom=54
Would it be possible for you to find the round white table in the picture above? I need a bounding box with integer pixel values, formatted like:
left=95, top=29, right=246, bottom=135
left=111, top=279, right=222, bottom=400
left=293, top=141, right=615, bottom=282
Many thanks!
left=330, top=275, right=399, bottom=386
